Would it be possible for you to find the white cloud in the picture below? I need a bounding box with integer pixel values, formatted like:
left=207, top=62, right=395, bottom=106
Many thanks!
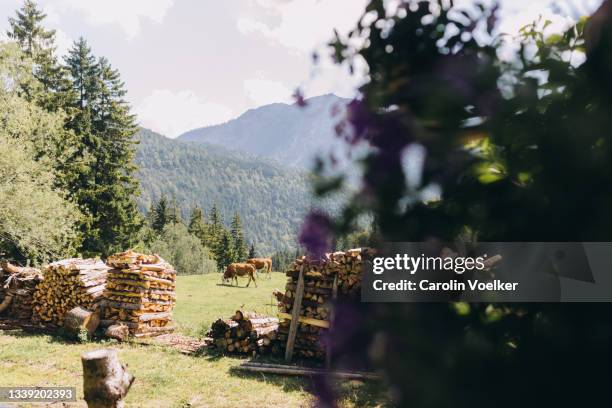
left=238, top=0, right=368, bottom=52
left=50, top=0, right=174, bottom=39
left=243, top=78, right=292, bottom=106
left=300, top=56, right=366, bottom=100
left=134, top=90, right=234, bottom=138
left=52, top=28, right=73, bottom=57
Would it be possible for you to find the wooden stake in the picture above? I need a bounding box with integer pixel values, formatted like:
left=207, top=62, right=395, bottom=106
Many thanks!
left=326, top=273, right=338, bottom=369
left=285, top=264, right=305, bottom=362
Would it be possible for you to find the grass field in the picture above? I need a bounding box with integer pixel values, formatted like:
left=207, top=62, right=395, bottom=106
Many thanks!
left=0, top=273, right=386, bottom=408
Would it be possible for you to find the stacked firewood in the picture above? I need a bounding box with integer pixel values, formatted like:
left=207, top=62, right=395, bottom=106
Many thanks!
left=209, top=310, right=278, bottom=355
left=101, top=250, right=176, bottom=337
left=31, top=259, right=108, bottom=325
left=274, top=283, right=331, bottom=359
left=0, top=262, right=42, bottom=320
left=276, top=248, right=375, bottom=359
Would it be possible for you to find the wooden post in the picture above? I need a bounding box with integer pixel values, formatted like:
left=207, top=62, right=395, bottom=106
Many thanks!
left=285, top=264, right=305, bottom=362
left=326, top=273, right=338, bottom=369
left=82, top=349, right=134, bottom=408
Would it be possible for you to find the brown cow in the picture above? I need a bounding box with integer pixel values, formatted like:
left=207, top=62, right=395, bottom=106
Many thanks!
left=247, top=258, right=272, bottom=278
left=223, top=263, right=257, bottom=287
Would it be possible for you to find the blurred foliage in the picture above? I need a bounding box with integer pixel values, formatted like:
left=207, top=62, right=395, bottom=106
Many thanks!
left=314, top=0, right=612, bottom=406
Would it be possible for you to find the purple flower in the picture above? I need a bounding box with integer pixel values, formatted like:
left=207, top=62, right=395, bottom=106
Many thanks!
left=293, top=88, right=308, bottom=107
left=345, top=99, right=370, bottom=143
left=299, top=211, right=334, bottom=259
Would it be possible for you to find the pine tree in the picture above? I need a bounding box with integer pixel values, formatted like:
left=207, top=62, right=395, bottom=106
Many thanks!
left=7, top=0, right=70, bottom=109
left=64, top=38, right=141, bottom=255
left=230, top=212, right=247, bottom=262
left=206, top=203, right=223, bottom=253
left=166, top=195, right=181, bottom=225
left=216, top=230, right=236, bottom=272
left=188, top=206, right=207, bottom=243
left=152, top=196, right=169, bottom=233
left=248, top=242, right=257, bottom=259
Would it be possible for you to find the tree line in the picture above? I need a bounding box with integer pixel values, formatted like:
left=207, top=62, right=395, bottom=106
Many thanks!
left=143, top=196, right=258, bottom=272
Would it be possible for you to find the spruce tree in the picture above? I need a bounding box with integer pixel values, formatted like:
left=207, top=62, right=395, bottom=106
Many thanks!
left=64, top=38, right=141, bottom=255
left=248, top=242, right=256, bottom=259
left=166, top=195, right=181, bottom=225
left=216, top=230, right=235, bottom=272
left=207, top=204, right=223, bottom=254
left=188, top=206, right=207, bottom=243
left=230, top=212, right=247, bottom=262
left=152, top=196, right=169, bottom=233
left=7, top=0, right=69, bottom=110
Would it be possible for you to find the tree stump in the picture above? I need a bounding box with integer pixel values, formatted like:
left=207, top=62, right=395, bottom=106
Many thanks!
left=105, top=324, right=130, bottom=342
left=82, top=349, right=134, bottom=408
left=64, top=307, right=100, bottom=339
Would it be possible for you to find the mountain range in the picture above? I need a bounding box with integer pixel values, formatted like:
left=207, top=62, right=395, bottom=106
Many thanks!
left=178, top=94, right=349, bottom=169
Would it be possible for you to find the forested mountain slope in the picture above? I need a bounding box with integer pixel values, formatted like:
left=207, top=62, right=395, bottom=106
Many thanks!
left=135, top=128, right=318, bottom=254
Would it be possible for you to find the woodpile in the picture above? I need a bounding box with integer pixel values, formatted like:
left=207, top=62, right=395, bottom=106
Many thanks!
left=0, top=262, right=42, bottom=320
left=101, top=250, right=176, bottom=337
left=287, top=248, right=376, bottom=298
left=208, top=310, right=278, bottom=355
left=31, top=259, right=108, bottom=326
left=277, top=248, right=375, bottom=360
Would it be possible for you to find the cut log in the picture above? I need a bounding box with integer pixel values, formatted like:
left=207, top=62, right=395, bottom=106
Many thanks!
left=82, top=349, right=134, bottom=408
left=64, top=307, right=100, bottom=339
left=0, top=294, right=13, bottom=314
left=278, top=312, right=330, bottom=329
left=236, top=362, right=380, bottom=380
left=105, top=325, right=130, bottom=342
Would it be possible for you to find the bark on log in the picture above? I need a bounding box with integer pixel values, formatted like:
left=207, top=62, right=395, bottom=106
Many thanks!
left=81, top=349, right=134, bottom=408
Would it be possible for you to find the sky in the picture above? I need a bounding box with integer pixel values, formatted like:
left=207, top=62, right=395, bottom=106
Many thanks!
left=0, top=0, right=602, bottom=138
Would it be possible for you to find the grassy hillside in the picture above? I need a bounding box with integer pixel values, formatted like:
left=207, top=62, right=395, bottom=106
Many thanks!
left=135, top=128, right=317, bottom=255
left=0, top=274, right=385, bottom=407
